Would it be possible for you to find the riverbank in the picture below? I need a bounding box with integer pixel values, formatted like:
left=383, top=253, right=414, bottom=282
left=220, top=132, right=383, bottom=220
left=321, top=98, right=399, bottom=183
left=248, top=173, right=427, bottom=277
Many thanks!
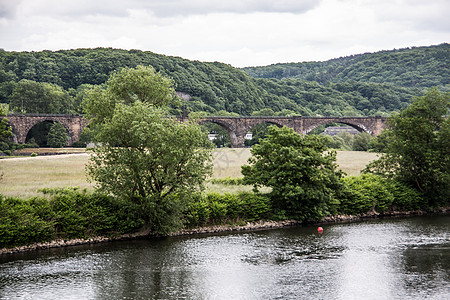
left=2, top=208, right=448, bottom=256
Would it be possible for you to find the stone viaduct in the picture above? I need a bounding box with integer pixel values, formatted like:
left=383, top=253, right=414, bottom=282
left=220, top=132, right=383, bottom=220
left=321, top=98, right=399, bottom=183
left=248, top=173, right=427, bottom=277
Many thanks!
left=193, top=116, right=387, bottom=147
left=4, top=114, right=87, bottom=145
left=3, top=114, right=386, bottom=148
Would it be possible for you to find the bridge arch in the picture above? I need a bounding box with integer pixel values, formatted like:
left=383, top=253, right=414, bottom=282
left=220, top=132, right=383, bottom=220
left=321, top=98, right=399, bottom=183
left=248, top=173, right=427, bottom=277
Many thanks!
left=25, top=119, right=71, bottom=147
left=304, top=121, right=367, bottom=135
left=198, top=120, right=235, bottom=147
left=244, top=119, right=285, bottom=147
left=5, top=114, right=87, bottom=145
left=301, top=117, right=384, bottom=136
left=197, top=117, right=252, bottom=148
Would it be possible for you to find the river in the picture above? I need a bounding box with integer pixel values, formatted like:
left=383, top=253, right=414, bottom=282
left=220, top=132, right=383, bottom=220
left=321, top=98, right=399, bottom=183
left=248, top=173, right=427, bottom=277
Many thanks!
left=1, top=215, right=449, bottom=299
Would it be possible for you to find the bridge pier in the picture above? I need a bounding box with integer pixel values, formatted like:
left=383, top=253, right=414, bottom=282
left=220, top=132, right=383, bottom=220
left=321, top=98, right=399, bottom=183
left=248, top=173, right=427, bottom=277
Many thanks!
left=230, top=131, right=247, bottom=148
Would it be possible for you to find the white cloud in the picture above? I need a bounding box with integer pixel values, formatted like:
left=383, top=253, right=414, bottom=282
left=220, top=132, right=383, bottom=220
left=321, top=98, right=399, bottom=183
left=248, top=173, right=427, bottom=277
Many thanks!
left=0, top=0, right=448, bottom=67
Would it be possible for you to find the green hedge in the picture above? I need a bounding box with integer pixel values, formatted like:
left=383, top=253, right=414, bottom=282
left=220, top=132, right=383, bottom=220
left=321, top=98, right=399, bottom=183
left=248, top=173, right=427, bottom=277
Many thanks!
left=0, top=188, right=145, bottom=248
left=184, top=192, right=271, bottom=227
left=209, top=177, right=245, bottom=185
left=338, top=174, right=425, bottom=215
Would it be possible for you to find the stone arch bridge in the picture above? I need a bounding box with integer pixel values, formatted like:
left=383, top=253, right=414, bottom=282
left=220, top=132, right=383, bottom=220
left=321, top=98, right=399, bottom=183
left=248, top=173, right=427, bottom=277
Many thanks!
left=192, top=116, right=387, bottom=147
left=3, top=114, right=386, bottom=148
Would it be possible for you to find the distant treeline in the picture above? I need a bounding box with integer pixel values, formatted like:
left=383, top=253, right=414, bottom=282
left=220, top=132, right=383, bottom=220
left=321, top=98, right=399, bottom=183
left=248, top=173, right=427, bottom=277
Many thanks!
left=0, top=44, right=448, bottom=116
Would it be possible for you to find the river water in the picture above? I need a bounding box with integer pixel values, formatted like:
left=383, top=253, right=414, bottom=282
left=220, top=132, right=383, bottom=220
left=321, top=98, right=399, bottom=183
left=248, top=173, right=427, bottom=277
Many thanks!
left=1, top=215, right=449, bottom=299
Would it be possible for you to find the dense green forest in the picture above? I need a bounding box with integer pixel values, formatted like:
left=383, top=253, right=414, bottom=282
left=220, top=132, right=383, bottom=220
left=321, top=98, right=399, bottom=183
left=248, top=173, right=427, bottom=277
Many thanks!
left=0, top=44, right=448, bottom=117
left=243, top=44, right=450, bottom=88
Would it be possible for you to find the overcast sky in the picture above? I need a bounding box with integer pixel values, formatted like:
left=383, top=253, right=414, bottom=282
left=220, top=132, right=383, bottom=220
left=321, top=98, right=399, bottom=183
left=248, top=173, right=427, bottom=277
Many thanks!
left=0, top=0, right=449, bottom=67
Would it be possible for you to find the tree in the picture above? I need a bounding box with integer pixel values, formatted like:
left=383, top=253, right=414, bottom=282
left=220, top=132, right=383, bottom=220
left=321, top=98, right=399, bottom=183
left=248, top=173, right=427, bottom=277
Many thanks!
left=47, top=122, right=68, bottom=148
left=242, top=126, right=344, bottom=221
left=84, top=66, right=213, bottom=234
left=83, top=65, right=176, bottom=126
left=0, top=117, right=13, bottom=152
left=364, top=88, right=450, bottom=206
left=9, top=80, right=73, bottom=114
left=352, top=132, right=372, bottom=151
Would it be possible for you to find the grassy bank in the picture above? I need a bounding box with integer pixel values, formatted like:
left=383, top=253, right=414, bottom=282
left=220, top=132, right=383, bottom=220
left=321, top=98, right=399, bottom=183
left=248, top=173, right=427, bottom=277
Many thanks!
left=0, top=149, right=379, bottom=198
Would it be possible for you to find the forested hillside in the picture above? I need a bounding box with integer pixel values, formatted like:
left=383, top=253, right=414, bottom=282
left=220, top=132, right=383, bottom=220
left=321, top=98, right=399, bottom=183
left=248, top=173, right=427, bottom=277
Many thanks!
left=0, top=44, right=448, bottom=117
left=242, top=44, right=450, bottom=89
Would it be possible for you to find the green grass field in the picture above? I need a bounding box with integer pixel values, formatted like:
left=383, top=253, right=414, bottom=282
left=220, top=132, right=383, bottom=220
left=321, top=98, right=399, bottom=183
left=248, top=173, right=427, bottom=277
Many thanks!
left=0, top=149, right=379, bottom=198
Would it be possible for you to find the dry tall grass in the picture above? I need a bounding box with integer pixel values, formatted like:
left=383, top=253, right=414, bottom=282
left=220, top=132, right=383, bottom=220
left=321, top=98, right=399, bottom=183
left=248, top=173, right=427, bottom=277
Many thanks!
left=0, top=149, right=379, bottom=198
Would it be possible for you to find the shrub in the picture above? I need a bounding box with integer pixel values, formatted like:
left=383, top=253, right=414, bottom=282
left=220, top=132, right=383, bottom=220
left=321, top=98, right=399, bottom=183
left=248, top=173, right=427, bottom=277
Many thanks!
left=339, top=174, right=394, bottom=215
left=184, top=192, right=271, bottom=227
left=338, top=174, right=428, bottom=215
left=209, top=177, right=245, bottom=185
left=0, top=188, right=145, bottom=248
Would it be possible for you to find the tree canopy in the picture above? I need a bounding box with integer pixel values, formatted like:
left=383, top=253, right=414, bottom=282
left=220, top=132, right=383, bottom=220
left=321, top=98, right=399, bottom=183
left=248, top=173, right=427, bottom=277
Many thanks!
left=1, top=44, right=448, bottom=117
left=84, top=66, right=213, bottom=234
left=364, top=88, right=450, bottom=206
left=242, top=126, right=343, bottom=221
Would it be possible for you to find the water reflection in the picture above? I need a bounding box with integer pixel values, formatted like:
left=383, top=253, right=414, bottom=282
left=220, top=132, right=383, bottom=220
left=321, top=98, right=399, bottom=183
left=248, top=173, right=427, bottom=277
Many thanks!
left=1, top=216, right=449, bottom=299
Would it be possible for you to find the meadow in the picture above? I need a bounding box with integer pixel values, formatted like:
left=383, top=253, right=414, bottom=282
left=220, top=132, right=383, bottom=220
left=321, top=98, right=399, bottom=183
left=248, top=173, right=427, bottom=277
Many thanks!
left=0, top=149, right=379, bottom=198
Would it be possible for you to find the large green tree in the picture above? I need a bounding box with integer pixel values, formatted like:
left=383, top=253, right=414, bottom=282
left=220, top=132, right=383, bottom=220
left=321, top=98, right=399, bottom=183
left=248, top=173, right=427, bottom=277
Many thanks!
left=364, top=89, right=450, bottom=206
left=83, top=66, right=213, bottom=234
left=242, top=126, right=343, bottom=221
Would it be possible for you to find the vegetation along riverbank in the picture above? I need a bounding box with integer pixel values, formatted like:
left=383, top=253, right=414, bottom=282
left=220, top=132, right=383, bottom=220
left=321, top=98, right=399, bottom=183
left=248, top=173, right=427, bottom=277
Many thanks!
left=0, top=66, right=449, bottom=254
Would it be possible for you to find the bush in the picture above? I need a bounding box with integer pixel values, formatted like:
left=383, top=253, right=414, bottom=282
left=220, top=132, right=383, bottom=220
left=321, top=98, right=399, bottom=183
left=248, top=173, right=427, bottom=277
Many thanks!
left=337, top=174, right=427, bottom=215
left=339, top=174, right=394, bottom=215
left=388, top=181, right=426, bottom=211
left=209, top=177, right=245, bottom=185
left=0, top=188, right=145, bottom=248
left=184, top=192, right=271, bottom=227
left=0, top=196, right=55, bottom=247
left=352, top=132, right=373, bottom=151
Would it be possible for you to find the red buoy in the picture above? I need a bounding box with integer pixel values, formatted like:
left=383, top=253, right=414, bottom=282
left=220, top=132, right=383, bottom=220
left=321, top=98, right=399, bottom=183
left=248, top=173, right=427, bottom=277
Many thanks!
left=317, top=227, right=324, bottom=233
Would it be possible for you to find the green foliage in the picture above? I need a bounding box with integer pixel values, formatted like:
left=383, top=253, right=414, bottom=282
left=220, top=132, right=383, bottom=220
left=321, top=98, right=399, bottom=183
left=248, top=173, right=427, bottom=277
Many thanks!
left=0, top=196, right=54, bottom=247
left=0, top=188, right=145, bottom=248
left=352, top=132, right=373, bottom=151
left=242, top=126, right=344, bottom=221
left=0, top=117, right=12, bottom=153
left=368, top=130, right=389, bottom=152
left=338, top=174, right=425, bottom=215
left=245, top=122, right=271, bottom=147
left=2, top=45, right=447, bottom=117
left=9, top=79, right=73, bottom=114
left=209, top=177, right=245, bottom=185
left=83, top=65, right=176, bottom=126
left=243, top=44, right=450, bottom=91
left=364, top=89, right=450, bottom=206
left=86, top=102, right=213, bottom=232
left=84, top=66, right=213, bottom=234
left=0, top=103, right=8, bottom=115
left=339, top=174, right=394, bottom=214
left=47, top=122, right=68, bottom=148
left=184, top=192, right=271, bottom=227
